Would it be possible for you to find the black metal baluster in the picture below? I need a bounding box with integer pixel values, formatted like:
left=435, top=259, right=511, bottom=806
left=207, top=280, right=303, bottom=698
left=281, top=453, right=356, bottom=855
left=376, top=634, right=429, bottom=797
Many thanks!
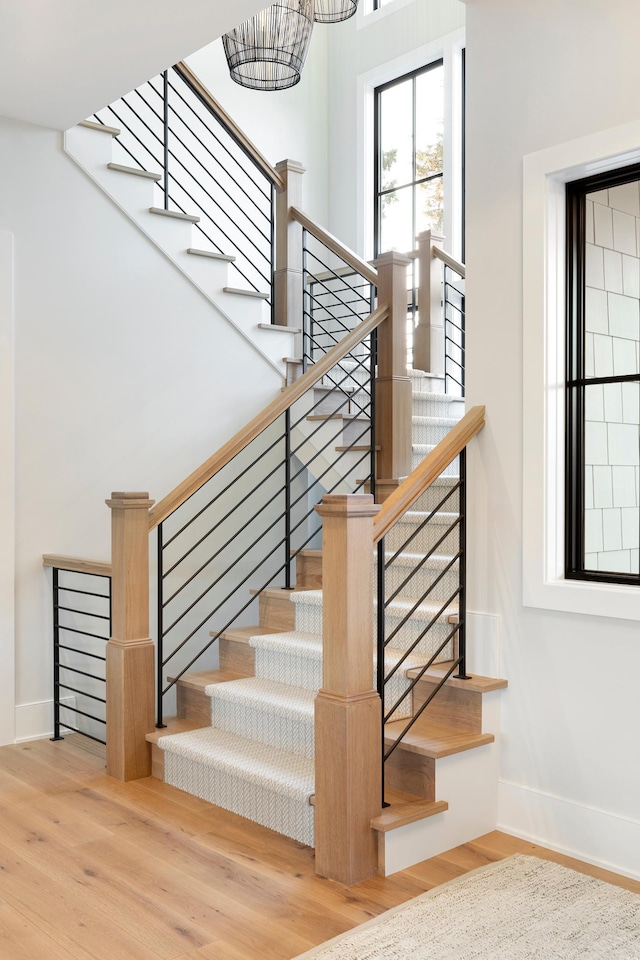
left=455, top=448, right=470, bottom=679
left=156, top=522, right=167, bottom=728
left=284, top=410, right=293, bottom=590
left=51, top=568, right=63, bottom=741
left=370, top=322, right=377, bottom=503
left=163, top=70, right=169, bottom=210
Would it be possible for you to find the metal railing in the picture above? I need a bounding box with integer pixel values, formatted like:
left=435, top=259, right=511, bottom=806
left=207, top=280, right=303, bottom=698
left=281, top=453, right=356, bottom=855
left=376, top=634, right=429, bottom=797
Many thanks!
left=93, top=64, right=276, bottom=315
left=155, top=251, right=379, bottom=726
left=51, top=566, right=111, bottom=745
left=372, top=403, right=488, bottom=805
left=443, top=263, right=465, bottom=397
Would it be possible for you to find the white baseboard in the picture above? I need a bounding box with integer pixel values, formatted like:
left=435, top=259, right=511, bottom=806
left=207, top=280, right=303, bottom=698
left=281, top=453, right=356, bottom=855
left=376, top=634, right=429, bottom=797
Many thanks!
left=14, top=696, right=75, bottom=743
left=498, top=780, right=640, bottom=882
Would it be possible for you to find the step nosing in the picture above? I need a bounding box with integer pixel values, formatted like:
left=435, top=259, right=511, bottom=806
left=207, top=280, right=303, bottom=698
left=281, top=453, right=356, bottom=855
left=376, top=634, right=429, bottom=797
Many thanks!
left=149, top=206, right=200, bottom=222
left=107, top=162, right=161, bottom=180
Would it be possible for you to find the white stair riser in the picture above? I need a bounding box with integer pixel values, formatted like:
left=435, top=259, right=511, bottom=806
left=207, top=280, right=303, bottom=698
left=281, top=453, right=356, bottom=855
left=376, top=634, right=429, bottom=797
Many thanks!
left=210, top=696, right=314, bottom=759
left=412, top=421, right=459, bottom=445
left=412, top=396, right=465, bottom=419
left=251, top=643, right=414, bottom=722
left=292, top=598, right=457, bottom=659
left=377, top=561, right=460, bottom=605
left=214, top=290, right=269, bottom=329
left=254, top=647, right=322, bottom=691
left=164, top=752, right=314, bottom=846
left=386, top=519, right=460, bottom=555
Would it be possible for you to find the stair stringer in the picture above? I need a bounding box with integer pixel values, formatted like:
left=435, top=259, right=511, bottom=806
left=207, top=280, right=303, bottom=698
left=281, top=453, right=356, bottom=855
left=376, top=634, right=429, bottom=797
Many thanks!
left=379, top=693, right=502, bottom=875
left=63, top=123, right=297, bottom=377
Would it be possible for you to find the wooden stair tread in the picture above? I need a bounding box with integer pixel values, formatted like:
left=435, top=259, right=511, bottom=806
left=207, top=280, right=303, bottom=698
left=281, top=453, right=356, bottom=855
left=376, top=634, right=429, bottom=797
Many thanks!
left=257, top=323, right=301, bottom=333
left=223, top=286, right=269, bottom=299
left=145, top=717, right=204, bottom=745
left=107, top=162, right=161, bottom=181
left=167, top=668, right=245, bottom=692
left=406, top=660, right=508, bottom=693
left=372, top=798, right=448, bottom=832
left=384, top=718, right=494, bottom=759
left=249, top=587, right=297, bottom=600
left=291, top=549, right=322, bottom=559
left=149, top=206, right=200, bottom=223
left=187, top=247, right=235, bottom=262
left=79, top=119, right=120, bottom=136
left=216, top=625, right=284, bottom=644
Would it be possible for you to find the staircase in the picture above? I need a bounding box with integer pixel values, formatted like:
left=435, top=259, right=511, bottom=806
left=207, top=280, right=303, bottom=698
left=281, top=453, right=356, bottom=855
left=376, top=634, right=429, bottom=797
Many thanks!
left=51, top=65, right=506, bottom=880
left=147, top=373, right=506, bottom=875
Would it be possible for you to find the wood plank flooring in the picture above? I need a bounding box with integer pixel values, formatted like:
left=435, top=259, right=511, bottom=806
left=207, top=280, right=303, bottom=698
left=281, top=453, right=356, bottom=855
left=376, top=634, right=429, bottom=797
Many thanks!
left=0, top=735, right=637, bottom=960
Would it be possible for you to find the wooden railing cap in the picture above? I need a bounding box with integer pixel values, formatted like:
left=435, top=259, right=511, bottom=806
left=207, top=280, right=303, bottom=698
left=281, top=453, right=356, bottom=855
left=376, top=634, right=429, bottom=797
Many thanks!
left=315, top=494, right=380, bottom=520
left=110, top=491, right=150, bottom=499
left=373, top=250, right=412, bottom=267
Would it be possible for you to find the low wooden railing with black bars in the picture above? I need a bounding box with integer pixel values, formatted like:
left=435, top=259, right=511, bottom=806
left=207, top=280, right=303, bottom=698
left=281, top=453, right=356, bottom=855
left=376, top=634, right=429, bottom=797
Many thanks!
left=44, top=62, right=472, bottom=884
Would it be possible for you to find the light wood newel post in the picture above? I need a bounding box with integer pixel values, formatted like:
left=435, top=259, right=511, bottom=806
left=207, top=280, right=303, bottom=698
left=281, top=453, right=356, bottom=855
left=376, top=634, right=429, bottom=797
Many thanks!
left=414, top=230, right=445, bottom=375
left=106, top=491, right=155, bottom=781
left=274, top=159, right=306, bottom=329
left=374, top=251, right=413, bottom=487
left=314, top=494, right=381, bottom=885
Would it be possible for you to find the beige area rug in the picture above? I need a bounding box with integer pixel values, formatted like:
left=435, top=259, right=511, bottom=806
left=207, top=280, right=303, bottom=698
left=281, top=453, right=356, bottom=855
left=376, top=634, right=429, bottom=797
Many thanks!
left=294, top=855, right=640, bottom=959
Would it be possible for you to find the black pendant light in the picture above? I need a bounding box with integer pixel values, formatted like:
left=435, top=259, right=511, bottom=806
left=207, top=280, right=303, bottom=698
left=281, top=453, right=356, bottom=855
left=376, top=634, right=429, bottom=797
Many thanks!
left=222, top=1, right=315, bottom=91
left=313, top=0, right=358, bottom=22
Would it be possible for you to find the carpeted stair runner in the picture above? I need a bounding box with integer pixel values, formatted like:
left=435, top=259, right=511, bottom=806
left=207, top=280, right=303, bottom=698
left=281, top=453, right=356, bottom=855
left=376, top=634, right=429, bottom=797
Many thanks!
left=159, top=371, right=465, bottom=848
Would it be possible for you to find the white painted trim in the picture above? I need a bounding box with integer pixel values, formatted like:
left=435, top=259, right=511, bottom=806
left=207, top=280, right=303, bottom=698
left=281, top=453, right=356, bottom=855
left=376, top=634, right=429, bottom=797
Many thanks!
left=14, top=696, right=76, bottom=743
left=355, top=29, right=466, bottom=263
left=522, top=120, right=640, bottom=621
left=498, top=779, right=640, bottom=882
left=0, top=231, right=15, bottom=747
left=356, top=0, right=417, bottom=31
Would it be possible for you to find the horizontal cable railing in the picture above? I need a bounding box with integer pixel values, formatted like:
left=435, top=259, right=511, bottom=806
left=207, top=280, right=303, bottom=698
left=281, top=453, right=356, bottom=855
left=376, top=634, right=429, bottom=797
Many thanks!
left=43, top=556, right=112, bottom=746
left=92, top=62, right=279, bottom=315
left=372, top=406, right=484, bottom=795
left=155, top=297, right=384, bottom=728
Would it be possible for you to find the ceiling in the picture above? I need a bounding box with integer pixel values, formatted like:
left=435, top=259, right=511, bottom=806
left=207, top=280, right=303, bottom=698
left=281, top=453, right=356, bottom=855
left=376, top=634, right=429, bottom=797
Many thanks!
left=0, top=0, right=270, bottom=130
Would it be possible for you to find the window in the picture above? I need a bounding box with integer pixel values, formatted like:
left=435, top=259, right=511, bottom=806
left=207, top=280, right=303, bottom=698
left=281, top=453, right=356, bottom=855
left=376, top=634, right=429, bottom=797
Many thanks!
left=566, top=168, right=640, bottom=584
left=374, top=61, right=445, bottom=257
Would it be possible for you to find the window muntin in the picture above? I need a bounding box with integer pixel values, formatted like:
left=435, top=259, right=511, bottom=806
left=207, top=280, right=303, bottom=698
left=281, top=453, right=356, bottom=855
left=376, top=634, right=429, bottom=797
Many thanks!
left=374, top=61, right=444, bottom=257
left=566, top=168, right=640, bottom=584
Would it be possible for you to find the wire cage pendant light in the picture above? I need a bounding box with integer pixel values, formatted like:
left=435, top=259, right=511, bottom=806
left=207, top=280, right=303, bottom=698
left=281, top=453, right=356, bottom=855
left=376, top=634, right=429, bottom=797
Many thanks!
left=223, top=0, right=315, bottom=92
left=313, top=0, right=359, bottom=23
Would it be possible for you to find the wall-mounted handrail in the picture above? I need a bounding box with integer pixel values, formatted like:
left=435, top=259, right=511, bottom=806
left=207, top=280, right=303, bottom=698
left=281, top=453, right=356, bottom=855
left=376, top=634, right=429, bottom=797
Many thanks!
left=148, top=303, right=388, bottom=529
left=174, top=62, right=285, bottom=192
left=373, top=405, right=485, bottom=542
left=42, top=554, right=113, bottom=578
left=290, top=207, right=378, bottom=287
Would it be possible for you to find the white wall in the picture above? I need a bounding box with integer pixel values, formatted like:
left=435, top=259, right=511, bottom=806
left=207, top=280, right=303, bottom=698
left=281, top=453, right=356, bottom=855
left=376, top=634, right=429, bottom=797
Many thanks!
left=325, top=0, right=465, bottom=256
left=465, top=0, right=640, bottom=878
left=0, top=232, right=15, bottom=745
left=186, top=33, right=330, bottom=227
left=0, top=116, right=283, bottom=742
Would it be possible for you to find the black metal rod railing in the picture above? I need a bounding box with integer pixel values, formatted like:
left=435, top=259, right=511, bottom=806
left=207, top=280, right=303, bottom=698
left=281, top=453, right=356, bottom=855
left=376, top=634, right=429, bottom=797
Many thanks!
left=376, top=449, right=470, bottom=801
left=51, top=567, right=110, bottom=745
left=94, top=64, right=275, bottom=305
left=444, top=265, right=466, bottom=397
left=154, top=246, right=379, bottom=723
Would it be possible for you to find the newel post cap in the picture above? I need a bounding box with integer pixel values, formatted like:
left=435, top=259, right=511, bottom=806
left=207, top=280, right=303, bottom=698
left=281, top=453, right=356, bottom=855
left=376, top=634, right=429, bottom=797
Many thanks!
left=314, top=493, right=380, bottom=520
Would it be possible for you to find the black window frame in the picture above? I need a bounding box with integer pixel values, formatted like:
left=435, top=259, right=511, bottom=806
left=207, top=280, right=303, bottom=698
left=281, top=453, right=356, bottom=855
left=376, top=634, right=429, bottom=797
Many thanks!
left=373, top=59, right=445, bottom=260
left=565, top=164, right=640, bottom=586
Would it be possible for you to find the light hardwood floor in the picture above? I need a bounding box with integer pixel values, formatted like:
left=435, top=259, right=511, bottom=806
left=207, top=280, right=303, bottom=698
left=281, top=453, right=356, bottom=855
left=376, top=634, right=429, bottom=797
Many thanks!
left=0, top=735, right=637, bottom=960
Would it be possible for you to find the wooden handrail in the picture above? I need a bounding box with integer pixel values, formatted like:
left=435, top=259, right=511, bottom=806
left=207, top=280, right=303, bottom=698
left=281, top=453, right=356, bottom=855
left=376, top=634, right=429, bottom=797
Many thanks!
left=290, top=207, right=378, bottom=286
left=433, top=246, right=465, bottom=278
left=149, top=304, right=389, bottom=529
left=174, top=61, right=285, bottom=192
left=373, top=405, right=485, bottom=542
left=42, top=554, right=112, bottom=578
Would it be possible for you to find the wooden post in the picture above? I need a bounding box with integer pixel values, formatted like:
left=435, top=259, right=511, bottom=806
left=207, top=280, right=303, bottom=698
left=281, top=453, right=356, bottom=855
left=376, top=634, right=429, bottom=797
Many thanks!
left=106, top=491, right=155, bottom=781
left=414, top=229, right=445, bottom=375
left=274, top=158, right=306, bottom=329
left=374, top=251, right=412, bottom=488
left=314, top=494, right=381, bottom=885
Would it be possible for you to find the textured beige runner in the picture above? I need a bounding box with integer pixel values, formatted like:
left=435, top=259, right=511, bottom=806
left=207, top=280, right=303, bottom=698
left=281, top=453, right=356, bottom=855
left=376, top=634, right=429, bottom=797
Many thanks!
left=294, top=855, right=640, bottom=959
